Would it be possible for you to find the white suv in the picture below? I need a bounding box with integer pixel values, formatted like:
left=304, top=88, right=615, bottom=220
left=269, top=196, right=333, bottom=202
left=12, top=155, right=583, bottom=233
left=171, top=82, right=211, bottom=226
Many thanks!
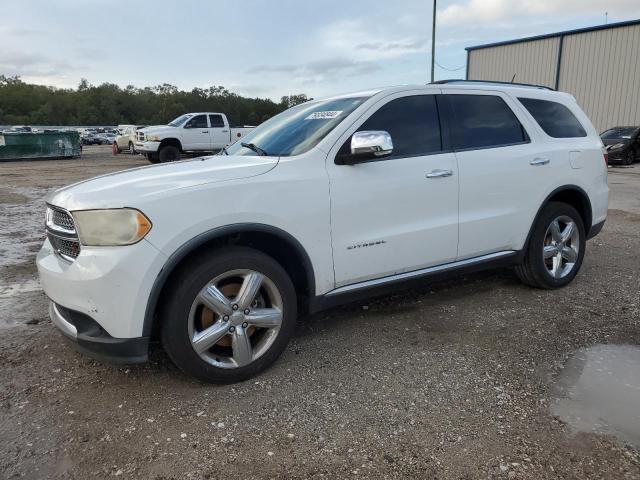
left=37, top=82, right=609, bottom=383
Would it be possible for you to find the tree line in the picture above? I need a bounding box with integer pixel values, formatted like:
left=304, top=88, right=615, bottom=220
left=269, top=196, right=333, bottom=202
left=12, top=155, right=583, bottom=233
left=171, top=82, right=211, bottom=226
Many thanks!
left=0, top=75, right=310, bottom=126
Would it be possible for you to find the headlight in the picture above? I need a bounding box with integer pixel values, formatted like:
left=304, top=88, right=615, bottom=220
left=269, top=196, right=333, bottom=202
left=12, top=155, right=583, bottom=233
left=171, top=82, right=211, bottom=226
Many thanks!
left=72, top=208, right=152, bottom=246
left=146, top=135, right=161, bottom=142
left=611, top=143, right=625, bottom=150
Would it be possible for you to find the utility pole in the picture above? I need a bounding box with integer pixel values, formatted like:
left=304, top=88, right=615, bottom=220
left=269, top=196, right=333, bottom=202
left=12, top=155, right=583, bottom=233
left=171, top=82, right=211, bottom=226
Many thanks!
left=430, top=0, right=437, bottom=83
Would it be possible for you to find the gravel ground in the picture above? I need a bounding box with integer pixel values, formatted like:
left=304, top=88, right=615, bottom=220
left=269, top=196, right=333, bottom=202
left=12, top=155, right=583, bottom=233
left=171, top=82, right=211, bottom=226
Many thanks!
left=1, top=147, right=639, bottom=479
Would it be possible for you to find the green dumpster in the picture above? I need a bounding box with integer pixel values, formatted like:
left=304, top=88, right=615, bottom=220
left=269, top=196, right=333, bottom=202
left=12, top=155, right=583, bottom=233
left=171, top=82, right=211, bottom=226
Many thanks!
left=0, top=131, right=81, bottom=161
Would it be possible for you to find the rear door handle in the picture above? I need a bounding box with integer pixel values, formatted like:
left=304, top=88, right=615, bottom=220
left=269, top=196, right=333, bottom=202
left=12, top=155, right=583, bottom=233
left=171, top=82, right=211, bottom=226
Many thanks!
left=202, top=130, right=209, bottom=133
left=530, top=157, right=550, bottom=166
left=426, top=169, right=453, bottom=178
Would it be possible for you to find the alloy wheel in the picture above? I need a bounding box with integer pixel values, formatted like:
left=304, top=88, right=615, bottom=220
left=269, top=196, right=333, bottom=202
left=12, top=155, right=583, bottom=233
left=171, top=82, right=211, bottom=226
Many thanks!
left=188, top=269, right=283, bottom=368
left=543, top=215, right=580, bottom=279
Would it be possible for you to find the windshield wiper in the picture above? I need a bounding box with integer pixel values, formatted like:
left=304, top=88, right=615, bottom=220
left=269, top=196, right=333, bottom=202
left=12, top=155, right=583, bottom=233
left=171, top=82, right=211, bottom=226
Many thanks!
left=220, top=146, right=229, bottom=155
left=241, top=142, right=268, bottom=156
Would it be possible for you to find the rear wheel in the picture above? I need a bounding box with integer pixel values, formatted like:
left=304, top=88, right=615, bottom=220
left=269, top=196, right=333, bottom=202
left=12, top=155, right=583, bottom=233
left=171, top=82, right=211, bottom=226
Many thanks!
left=146, top=153, right=160, bottom=164
left=515, top=202, right=585, bottom=289
left=160, top=247, right=297, bottom=383
left=159, top=145, right=180, bottom=163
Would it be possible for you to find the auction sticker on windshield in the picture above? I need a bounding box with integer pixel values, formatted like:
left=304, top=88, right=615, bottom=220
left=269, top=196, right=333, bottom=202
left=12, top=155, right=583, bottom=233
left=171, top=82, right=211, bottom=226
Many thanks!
left=305, top=111, right=343, bottom=120
left=0, top=135, right=4, bottom=147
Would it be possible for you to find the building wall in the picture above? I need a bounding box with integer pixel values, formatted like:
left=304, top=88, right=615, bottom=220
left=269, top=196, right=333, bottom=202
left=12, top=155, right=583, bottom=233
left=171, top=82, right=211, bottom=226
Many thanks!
left=559, top=24, right=640, bottom=132
left=467, top=37, right=560, bottom=89
left=467, top=22, right=640, bottom=132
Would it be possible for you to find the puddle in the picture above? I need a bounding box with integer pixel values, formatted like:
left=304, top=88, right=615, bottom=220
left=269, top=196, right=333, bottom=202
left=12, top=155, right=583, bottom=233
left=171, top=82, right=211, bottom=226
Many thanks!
left=552, top=344, right=640, bottom=448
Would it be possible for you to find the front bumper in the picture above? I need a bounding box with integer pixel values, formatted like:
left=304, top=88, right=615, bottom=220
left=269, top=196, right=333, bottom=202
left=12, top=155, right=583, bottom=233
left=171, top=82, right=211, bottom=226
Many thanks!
left=135, top=141, right=160, bottom=153
left=50, top=302, right=149, bottom=363
left=36, top=237, right=167, bottom=339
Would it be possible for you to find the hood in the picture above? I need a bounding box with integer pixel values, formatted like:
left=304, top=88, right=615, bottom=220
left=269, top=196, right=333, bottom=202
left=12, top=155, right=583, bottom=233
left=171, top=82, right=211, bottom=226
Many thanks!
left=48, top=155, right=278, bottom=211
left=602, top=138, right=629, bottom=146
left=141, top=125, right=174, bottom=134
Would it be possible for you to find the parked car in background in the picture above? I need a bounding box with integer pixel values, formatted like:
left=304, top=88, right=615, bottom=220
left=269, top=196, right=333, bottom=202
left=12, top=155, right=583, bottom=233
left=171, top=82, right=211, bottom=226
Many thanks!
left=97, top=133, right=116, bottom=145
left=80, top=132, right=101, bottom=145
left=38, top=82, right=608, bottom=383
left=135, top=113, right=254, bottom=163
left=601, top=126, right=640, bottom=165
left=114, top=125, right=146, bottom=154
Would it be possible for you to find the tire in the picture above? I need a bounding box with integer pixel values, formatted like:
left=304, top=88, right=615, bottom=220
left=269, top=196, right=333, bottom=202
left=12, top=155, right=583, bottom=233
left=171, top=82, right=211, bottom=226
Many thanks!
left=146, top=153, right=160, bottom=164
left=158, top=145, right=180, bottom=163
left=160, top=246, right=297, bottom=383
left=128, top=142, right=136, bottom=155
left=623, top=151, right=634, bottom=166
left=515, top=201, right=586, bottom=289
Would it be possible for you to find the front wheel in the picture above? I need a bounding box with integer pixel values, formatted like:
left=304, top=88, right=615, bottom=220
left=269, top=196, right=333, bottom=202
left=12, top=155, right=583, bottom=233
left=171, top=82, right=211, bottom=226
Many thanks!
left=160, top=247, right=297, bottom=383
left=158, top=145, right=180, bottom=162
left=515, top=202, right=586, bottom=289
left=128, top=142, right=136, bottom=155
left=623, top=151, right=634, bottom=165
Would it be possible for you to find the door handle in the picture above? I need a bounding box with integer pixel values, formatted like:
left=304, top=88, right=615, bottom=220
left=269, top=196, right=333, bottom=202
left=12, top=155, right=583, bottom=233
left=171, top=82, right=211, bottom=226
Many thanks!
left=202, top=130, right=209, bottom=133
left=530, top=157, right=550, bottom=166
left=426, top=169, right=453, bottom=178
left=221, top=129, right=229, bottom=133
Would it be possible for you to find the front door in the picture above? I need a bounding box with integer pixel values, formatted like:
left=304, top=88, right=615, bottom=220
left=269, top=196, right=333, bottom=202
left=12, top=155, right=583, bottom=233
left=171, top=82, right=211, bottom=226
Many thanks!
left=182, top=114, right=211, bottom=150
left=327, top=91, right=459, bottom=288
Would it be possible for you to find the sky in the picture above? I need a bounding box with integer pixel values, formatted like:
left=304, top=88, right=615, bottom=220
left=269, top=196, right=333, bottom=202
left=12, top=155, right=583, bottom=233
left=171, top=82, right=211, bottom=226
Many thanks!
left=1, top=0, right=639, bottom=101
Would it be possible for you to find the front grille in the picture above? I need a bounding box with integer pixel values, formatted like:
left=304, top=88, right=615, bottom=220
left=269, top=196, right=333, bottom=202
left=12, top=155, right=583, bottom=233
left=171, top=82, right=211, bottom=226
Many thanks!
left=51, top=208, right=75, bottom=231
left=136, top=131, right=145, bottom=141
left=46, top=205, right=80, bottom=261
left=48, top=234, right=81, bottom=260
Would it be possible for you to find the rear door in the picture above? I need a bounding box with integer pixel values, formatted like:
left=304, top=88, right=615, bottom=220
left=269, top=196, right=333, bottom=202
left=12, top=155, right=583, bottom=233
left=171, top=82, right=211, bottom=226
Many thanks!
left=182, top=114, right=211, bottom=150
left=209, top=114, right=229, bottom=150
left=327, top=91, right=459, bottom=287
left=441, top=89, right=560, bottom=259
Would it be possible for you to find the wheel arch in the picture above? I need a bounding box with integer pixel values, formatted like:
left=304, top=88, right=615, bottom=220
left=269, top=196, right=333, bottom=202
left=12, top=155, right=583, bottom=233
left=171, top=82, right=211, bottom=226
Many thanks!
left=524, top=185, right=593, bottom=249
left=159, top=138, right=183, bottom=152
left=142, top=223, right=316, bottom=337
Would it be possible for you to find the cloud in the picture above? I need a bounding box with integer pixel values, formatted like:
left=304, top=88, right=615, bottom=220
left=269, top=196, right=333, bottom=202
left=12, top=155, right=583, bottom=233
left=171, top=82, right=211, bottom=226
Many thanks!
left=0, top=51, right=78, bottom=81
left=247, top=57, right=381, bottom=81
left=439, top=0, right=640, bottom=25
left=356, top=39, right=427, bottom=52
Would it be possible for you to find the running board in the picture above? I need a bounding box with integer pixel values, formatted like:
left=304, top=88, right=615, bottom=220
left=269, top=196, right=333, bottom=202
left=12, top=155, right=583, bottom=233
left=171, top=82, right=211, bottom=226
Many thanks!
left=325, top=251, right=517, bottom=297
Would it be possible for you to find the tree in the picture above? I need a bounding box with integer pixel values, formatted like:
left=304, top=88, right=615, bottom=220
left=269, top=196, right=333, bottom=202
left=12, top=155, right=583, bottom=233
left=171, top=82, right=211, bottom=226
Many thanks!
left=0, top=78, right=301, bottom=126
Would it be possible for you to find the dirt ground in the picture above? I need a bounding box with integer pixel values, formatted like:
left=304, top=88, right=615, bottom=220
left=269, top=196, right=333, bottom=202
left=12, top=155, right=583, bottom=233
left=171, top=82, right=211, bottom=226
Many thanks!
left=1, top=146, right=639, bottom=479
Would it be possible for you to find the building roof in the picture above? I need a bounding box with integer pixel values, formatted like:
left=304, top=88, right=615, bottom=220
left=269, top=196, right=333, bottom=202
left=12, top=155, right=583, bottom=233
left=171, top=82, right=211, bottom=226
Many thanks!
left=466, top=18, right=640, bottom=51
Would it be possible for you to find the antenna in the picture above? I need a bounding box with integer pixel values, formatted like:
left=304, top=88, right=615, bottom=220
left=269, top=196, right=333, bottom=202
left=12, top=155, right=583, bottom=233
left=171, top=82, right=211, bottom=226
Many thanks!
left=605, top=12, right=608, bottom=24
left=511, top=74, right=516, bottom=83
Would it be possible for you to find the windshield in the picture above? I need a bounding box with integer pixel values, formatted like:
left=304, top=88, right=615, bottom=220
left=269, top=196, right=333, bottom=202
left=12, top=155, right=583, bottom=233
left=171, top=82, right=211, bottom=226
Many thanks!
left=225, top=96, right=368, bottom=157
left=168, top=114, right=193, bottom=127
left=601, top=127, right=637, bottom=139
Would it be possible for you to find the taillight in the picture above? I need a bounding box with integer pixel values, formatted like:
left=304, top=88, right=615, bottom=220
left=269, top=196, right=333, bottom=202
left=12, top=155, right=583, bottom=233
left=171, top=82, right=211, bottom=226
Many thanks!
left=601, top=146, right=608, bottom=165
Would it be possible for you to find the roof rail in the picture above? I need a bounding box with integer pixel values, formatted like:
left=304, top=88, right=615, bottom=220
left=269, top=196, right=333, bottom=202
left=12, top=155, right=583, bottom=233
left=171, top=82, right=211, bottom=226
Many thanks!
left=431, top=79, right=554, bottom=91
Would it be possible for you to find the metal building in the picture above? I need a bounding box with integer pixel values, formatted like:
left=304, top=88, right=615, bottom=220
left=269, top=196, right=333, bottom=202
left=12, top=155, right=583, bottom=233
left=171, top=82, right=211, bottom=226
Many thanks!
left=465, top=19, right=640, bottom=132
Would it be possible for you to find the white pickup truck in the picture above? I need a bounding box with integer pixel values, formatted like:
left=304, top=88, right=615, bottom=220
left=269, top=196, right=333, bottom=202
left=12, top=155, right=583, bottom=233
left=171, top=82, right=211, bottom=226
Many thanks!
left=135, top=112, right=254, bottom=163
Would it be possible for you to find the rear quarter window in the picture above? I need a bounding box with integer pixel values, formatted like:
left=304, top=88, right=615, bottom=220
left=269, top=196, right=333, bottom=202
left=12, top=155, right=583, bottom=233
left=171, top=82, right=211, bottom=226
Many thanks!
left=518, top=98, right=587, bottom=138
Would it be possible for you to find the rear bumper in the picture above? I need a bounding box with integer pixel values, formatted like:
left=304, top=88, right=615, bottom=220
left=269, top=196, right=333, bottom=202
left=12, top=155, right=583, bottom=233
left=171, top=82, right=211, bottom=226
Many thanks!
left=50, top=302, right=149, bottom=364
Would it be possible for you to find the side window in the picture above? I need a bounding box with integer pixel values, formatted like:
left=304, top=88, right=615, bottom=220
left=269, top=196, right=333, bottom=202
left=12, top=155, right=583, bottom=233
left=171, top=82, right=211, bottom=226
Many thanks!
left=209, top=114, right=225, bottom=128
left=447, top=94, right=529, bottom=150
left=185, top=115, right=208, bottom=129
left=518, top=98, right=587, bottom=138
left=357, top=95, right=442, bottom=158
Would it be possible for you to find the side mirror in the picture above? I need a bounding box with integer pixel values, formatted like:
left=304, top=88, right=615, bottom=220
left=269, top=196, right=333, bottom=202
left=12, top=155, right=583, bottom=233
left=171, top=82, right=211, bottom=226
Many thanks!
left=336, top=130, right=394, bottom=165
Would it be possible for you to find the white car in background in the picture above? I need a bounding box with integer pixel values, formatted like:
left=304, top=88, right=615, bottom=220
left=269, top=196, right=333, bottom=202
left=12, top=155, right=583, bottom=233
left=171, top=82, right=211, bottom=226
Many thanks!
left=37, top=81, right=608, bottom=383
left=135, top=113, right=254, bottom=163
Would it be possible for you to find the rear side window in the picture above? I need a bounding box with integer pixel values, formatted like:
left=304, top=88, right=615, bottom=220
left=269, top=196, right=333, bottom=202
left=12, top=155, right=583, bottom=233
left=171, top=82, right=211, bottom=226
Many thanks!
left=209, top=114, right=225, bottom=127
left=446, top=94, right=528, bottom=150
left=358, top=95, right=442, bottom=158
left=518, top=98, right=587, bottom=138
